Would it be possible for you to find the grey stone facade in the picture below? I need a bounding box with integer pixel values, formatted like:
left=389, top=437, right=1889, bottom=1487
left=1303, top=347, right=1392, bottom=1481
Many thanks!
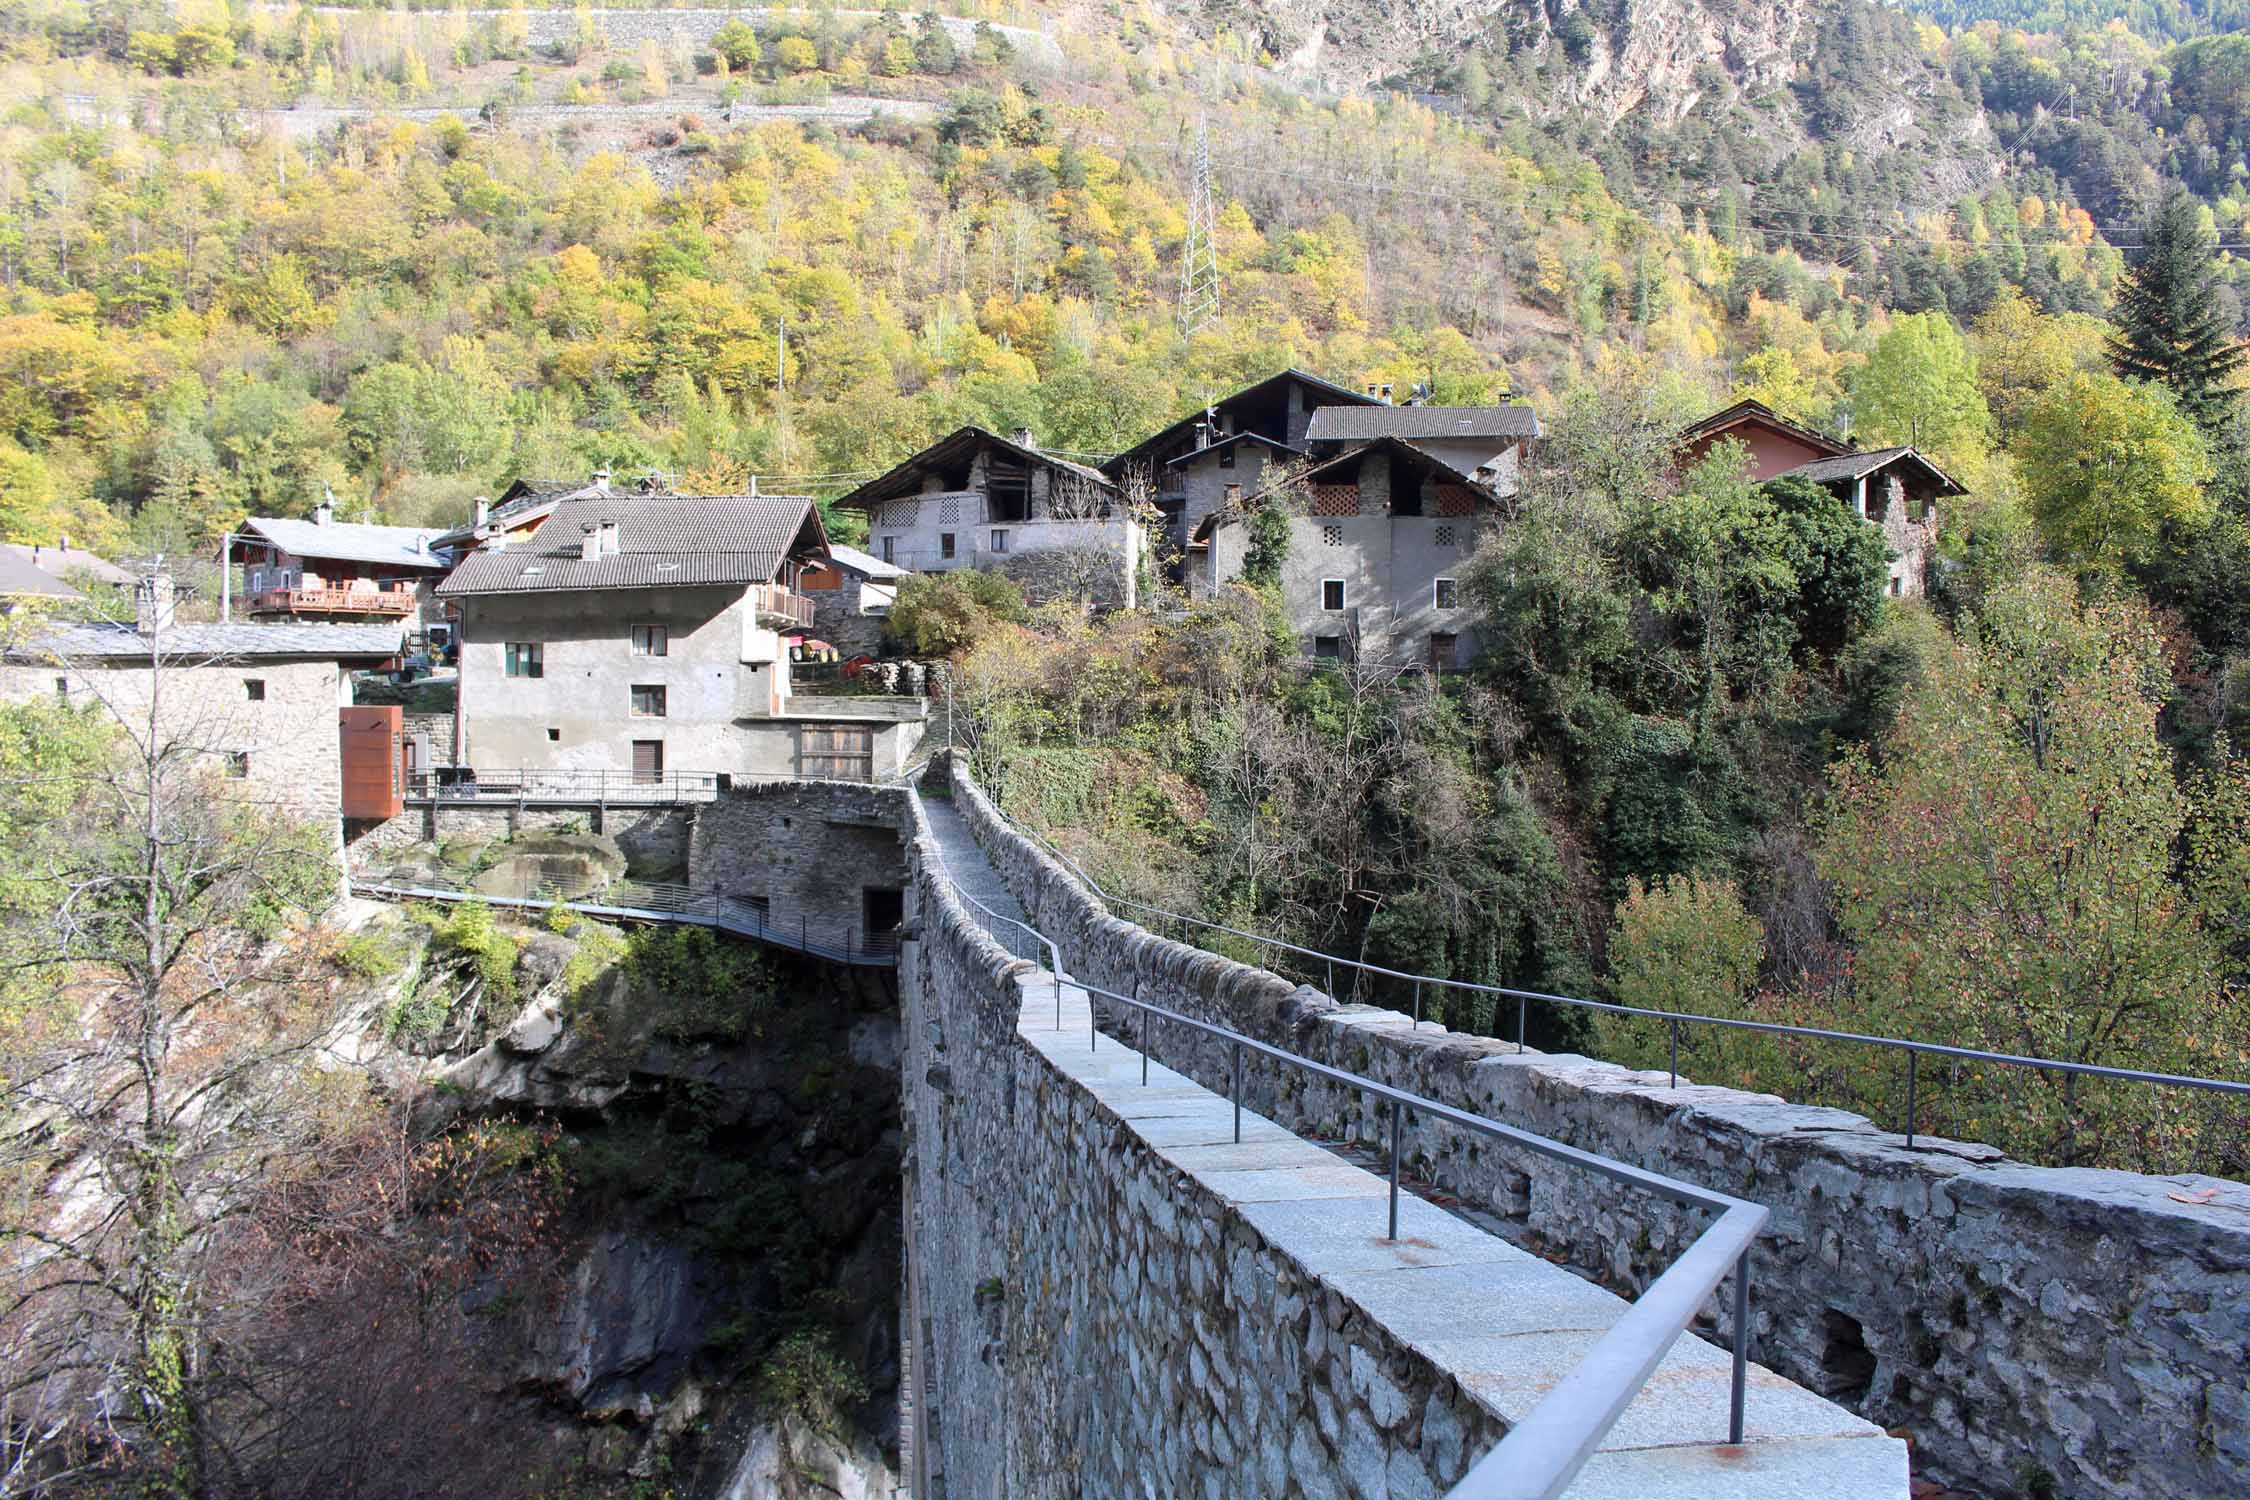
left=0, top=655, right=352, bottom=820
left=1206, top=470, right=1484, bottom=669
left=944, top=762, right=2250, bottom=1500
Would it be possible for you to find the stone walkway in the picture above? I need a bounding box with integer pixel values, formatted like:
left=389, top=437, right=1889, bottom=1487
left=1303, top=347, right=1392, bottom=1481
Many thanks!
left=910, top=788, right=1906, bottom=1498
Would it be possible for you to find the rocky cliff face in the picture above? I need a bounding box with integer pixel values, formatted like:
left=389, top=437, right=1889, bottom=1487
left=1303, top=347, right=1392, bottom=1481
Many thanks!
left=1203, top=0, right=1813, bottom=125
left=421, top=919, right=904, bottom=1498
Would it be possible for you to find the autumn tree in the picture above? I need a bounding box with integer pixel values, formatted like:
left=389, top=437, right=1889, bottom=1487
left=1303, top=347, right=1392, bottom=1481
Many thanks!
left=2016, top=370, right=2214, bottom=571
left=0, top=632, right=358, bottom=1494
left=1814, top=569, right=2249, bottom=1170
left=1852, top=310, right=1993, bottom=471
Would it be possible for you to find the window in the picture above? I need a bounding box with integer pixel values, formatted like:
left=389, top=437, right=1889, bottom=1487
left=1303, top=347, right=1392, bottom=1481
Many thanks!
left=990, top=529, right=1010, bottom=554
left=1321, top=579, right=1346, bottom=612
left=226, top=751, right=250, bottom=779
left=1434, top=578, right=1459, bottom=611
left=547, top=727, right=560, bottom=742
left=939, top=532, right=957, bottom=560
left=53, top=676, right=68, bottom=698
left=881, top=536, right=897, bottom=564
left=505, top=642, right=543, bottom=678
left=630, top=623, right=668, bottom=657
left=1321, top=525, right=1344, bottom=547
left=1434, top=524, right=1457, bottom=548
left=244, top=678, right=266, bottom=701
left=1313, top=635, right=1342, bottom=660
left=1889, top=576, right=1904, bottom=598
left=630, top=684, right=667, bottom=718
left=1219, top=445, right=1236, bottom=469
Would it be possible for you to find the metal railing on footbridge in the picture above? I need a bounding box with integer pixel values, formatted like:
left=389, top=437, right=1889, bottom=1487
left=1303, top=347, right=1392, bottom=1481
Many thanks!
left=988, top=806, right=2250, bottom=1149
left=348, top=870, right=901, bottom=968
left=922, top=853, right=1767, bottom=1500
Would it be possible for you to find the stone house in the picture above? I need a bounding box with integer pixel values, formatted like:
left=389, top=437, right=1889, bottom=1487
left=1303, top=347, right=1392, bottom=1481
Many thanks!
left=834, top=426, right=1142, bottom=608
left=0, top=577, right=403, bottom=827
left=1195, top=437, right=1499, bottom=670
left=1102, top=369, right=1381, bottom=582
left=800, top=543, right=904, bottom=659
left=227, top=500, right=451, bottom=626
left=437, top=491, right=925, bottom=782
left=1676, top=399, right=1962, bottom=597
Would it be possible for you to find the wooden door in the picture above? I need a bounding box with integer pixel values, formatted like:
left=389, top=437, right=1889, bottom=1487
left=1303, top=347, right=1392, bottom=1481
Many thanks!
left=800, top=724, right=874, bottom=781
left=631, top=738, right=664, bottom=784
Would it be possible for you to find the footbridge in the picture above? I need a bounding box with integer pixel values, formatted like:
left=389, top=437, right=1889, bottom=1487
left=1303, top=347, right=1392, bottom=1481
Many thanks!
left=905, top=785, right=1906, bottom=1499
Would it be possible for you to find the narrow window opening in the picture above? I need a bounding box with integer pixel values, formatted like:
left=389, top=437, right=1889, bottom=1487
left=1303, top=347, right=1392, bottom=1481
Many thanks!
left=1321, top=578, right=1346, bottom=611
left=244, top=678, right=266, bottom=701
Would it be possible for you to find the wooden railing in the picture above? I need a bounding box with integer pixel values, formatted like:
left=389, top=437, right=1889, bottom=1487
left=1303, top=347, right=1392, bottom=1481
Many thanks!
left=747, top=583, right=816, bottom=628
left=252, top=586, right=417, bottom=616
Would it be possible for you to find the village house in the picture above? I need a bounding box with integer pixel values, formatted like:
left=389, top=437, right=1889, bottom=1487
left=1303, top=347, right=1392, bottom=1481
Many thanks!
left=428, top=468, right=679, bottom=558
left=799, top=542, right=904, bottom=659
left=436, top=490, right=924, bottom=783
left=833, top=425, right=1142, bottom=607
left=1102, top=369, right=1381, bottom=581
left=1195, top=436, right=1502, bottom=670
left=1677, top=399, right=1962, bottom=597
left=226, top=497, right=451, bottom=625
left=0, top=576, right=403, bottom=832
left=0, top=539, right=136, bottom=600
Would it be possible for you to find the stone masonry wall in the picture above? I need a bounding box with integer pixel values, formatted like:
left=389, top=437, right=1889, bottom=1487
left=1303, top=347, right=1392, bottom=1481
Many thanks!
left=900, top=799, right=1506, bottom=1499
left=690, top=782, right=911, bottom=951
left=945, top=761, right=2250, bottom=1500
left=343, top=802, right=694, bottom=874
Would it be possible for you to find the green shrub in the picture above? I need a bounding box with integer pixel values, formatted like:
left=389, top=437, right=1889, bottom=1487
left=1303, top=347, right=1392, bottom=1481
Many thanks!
left=758, top=1329, right=866, bottom=1437
left=884, top=570, right=1028, bottom=656
left=333, top=931, right=403, bottom=978
left=624, top=926, right=769, bottom=1039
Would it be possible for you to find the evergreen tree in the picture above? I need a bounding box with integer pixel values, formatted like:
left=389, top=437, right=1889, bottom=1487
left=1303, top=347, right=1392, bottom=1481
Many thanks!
left=2107, top=187, right=2246, bottom=427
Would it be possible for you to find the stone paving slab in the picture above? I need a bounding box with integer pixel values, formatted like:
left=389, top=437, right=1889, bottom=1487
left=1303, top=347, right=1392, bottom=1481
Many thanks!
left=1237, top=1196, right=1530, bottom=1276
left=1566, top=1432, right=1910, bottom=1499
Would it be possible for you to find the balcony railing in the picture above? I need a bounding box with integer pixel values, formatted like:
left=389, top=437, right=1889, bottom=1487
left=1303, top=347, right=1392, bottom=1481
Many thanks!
left=252, top=586, right=417, bottom=616
left=747, top=583, right=816, bottom=628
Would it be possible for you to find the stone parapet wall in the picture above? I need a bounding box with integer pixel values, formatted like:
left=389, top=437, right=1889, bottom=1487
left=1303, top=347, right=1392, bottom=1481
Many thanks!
left=945, top=760, right=2250, bottom=1500
left=900, top=800, right=1507, bottom=1498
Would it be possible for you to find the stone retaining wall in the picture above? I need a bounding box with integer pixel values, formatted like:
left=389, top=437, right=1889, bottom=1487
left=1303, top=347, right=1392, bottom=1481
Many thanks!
left=689, top=782, right=911, bottom=948
left=344, top=802, right=695, bottom=874
left=945, top=760, right=2250, bottom=1500
left=899, top=800, right=1505, bottom=1498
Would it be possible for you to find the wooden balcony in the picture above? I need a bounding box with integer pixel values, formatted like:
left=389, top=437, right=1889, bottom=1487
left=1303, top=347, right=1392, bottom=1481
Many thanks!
left=748, top=583, right=816, bottom=629
left=250, top=586, right=417, bottom=617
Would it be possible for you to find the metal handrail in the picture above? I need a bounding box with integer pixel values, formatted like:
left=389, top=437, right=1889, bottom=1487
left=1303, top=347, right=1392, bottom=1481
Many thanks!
left=920, top=847, right=1767, bottom=1497
left=349, top=874, right=900, bottom=967
left=991, top=806, right=2250, bottom=1145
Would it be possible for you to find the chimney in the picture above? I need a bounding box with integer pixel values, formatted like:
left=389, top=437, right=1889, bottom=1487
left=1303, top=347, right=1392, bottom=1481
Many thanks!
left=599, top=519, right=620, bottom=556
left=57, top=534, right=68, bottom=552
left=473, top=495, right=491, bottom=528
left=579, top=524, right=600, bottom=562
left=593, top=466, right=612, bottom=489
left=1011, top=426, right=1037, bottom=451
left=1378, top=383, right=1394, bottom=405
left=1223, top=482, right=1242, bottom=506
left=135, top=574, right=176, bottom=636
left=1194, top=421, right=1213, bottom=451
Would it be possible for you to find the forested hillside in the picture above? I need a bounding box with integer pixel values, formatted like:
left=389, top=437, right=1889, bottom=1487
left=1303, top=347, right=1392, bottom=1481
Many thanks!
left=0, top=0, right=2245, bottom=1177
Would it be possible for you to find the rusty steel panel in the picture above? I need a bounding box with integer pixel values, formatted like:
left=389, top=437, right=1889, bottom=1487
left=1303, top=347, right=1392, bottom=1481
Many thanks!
left=339, top=705, right=404, bottom=820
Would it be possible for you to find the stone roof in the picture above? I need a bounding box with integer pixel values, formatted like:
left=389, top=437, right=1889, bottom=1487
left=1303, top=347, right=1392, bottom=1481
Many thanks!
left=240, top=515, right=450, bottom=571
left=833, top=426, right=1118, bottom=511
left=437, top=492, right=827, bottom=596
left=824, top=543, right=904, bottom=580
left=1305, top=403, right=1542, bottom=443
left=0, top=543, right=136, bottom=588
left=1781, top=446, right=1965, bottom=495
left=0, top=552, right=84, bottom=599
left=1162, top=432, right=1303, bottom=468
left=1103, top=368, right=1379, bottom=475
left=13, top=621, right=404, bottom=661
